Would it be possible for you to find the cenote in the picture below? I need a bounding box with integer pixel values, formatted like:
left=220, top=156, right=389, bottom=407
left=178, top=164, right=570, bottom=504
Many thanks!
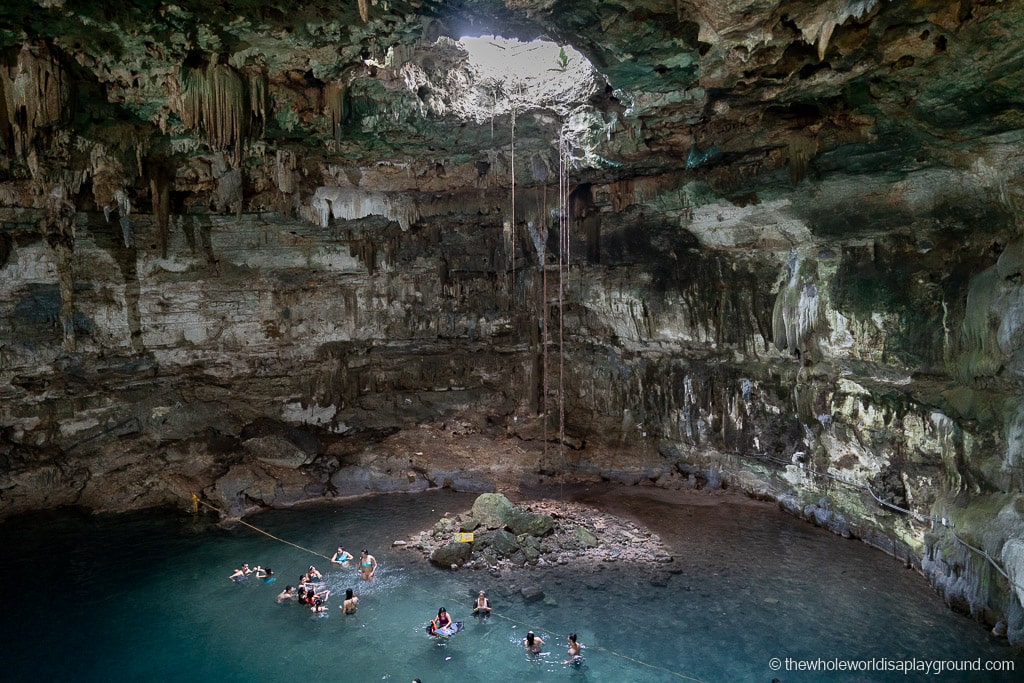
left=1, top=486, right=1020, bottom=683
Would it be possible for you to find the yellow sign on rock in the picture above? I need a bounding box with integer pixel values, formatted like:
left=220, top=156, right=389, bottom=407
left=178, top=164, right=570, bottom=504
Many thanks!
left=455, top=532, right=474, bottom=543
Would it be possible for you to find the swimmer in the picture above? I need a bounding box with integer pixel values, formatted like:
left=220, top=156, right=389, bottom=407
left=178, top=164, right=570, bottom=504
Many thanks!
left=341, top=588, right=359, bottom=614
left=229, top=563, right=251, bottom=580
left=523, top=631, right=544, bottom=654
left=306, top=565, right=323, bottom=582
left=472, top=590, right=491, bottom=615
left=276, top=585, right=296, bottom=603
left=561, top=633, right=582, bottom=665
left=429, top=607, right=452, bottom=636
left=331, top=546, right=353, bottom=567
left=300, top=586, right=331, bottom=611
left=309, top=588, right=331, bottom=612
left=359, top=549, right=377, bottom=580
left=254, top=566, right=273, bottom=579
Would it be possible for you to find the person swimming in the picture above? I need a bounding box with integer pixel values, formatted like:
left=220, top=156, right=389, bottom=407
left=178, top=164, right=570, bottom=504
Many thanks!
left=341, top=588, right=359, bottom=614
left=299, top=586, right=331, bottom=611
left=524, top=630, right=544, bottom=654
left=472, top=590, right=491, bottom=616
left=359, top=550, right=377, bottom=580
left=561, top=633, right=582, bottom=665
left=229, top=563, right=251, bottom=580
left=331, top=547, right=353, bottom=567
left=306, top=565, right=323, bottom=582
left=276, top=585, right=296, bottom=603
left=428, top=607, right=452, bottom=636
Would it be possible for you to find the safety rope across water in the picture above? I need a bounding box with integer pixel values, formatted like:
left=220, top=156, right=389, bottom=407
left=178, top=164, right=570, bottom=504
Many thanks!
left=192, top=493, right=708, bottom=681
left=191, top=494, right=332, bottom=562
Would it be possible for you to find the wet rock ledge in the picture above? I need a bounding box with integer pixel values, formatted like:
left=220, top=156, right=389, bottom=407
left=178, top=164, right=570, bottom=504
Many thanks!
left=398, top=493, right=675, bottom=576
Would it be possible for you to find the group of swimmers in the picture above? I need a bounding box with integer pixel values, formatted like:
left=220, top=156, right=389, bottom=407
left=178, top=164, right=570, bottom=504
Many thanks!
left=523, top=628, right=583, bottom=665
left=232, top=548, right=584, bottom=667
left=228, top=563, right=273, bottom=581
left=231, top=546, right=376, bottom=614
left=429, top=590, right=583, bottom=666
left=330, top=546, right=377, bottom=581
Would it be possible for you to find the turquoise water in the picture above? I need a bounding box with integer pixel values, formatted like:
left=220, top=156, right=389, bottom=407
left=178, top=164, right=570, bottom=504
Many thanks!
left=0, top=487, right=1020, bottom=683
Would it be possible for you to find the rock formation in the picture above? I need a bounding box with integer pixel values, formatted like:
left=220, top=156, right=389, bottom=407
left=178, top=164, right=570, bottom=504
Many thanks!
left=1, top=0, right=1024, bottom=644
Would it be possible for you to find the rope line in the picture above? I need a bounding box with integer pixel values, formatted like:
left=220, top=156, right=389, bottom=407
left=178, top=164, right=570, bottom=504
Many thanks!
left=192, top=495, right=332, bottom=562
left=194, top=493, right=706, bottom=680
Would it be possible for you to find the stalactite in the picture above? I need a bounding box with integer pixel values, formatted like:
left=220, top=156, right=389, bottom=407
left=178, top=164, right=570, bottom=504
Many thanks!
left=41, top=183, right=77, bottom=351
left=0, top=42, right=70, bottom=158
left=325, top=81, right=347, bottom=142
left=178, top=55, right=250, bottom=165
left=358, top=0, right=370, bottom=23
left=91, top=145, right=134, bottom=247
left=149, top=168, right=171, bottom=258
left=247, top=69, right=268, bottom=136
left=788, top=137, right=817, bottom=187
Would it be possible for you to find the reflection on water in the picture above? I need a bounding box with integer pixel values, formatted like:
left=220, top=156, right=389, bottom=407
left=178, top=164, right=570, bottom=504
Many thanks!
left=0, top=487, right=1020, bottom=682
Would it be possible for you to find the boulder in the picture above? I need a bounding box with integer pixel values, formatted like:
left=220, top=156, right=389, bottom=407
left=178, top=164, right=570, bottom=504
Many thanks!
left=472, top=492, right=515, bottom=529
left=507, top=508, right=554, bottom=536
left=490, top=529, right=520, bottom=558
left=430, top=541, right=472, bottom=568
left=520, top=585, right=544, bottom=602
left=574, top=526, right=599, bottom=548
left=243, top=435, right=313, bottom=468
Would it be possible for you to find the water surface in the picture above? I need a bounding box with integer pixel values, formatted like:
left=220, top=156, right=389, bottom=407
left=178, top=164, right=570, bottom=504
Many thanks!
left=0, top=486, right=1019, bottom=682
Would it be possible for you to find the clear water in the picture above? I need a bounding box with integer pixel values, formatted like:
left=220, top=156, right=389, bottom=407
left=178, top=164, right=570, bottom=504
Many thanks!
left=1, top=486, right=1020, bottom=683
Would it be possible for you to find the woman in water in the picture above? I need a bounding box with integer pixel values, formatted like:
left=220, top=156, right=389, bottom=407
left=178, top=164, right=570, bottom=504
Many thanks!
left=341, top=588, right=359, bottom=614
left=331, top=547, right=353, bottom=567
left=561, top=633, right=582, bottom=665
left=429, top=607, right=452, bottom=635
left=306, top=565, right=323, bottom=582
left=523, top=631, right=544, bottom=654
left=359, top=549, right=377, bottom=580
left=472, top=590, right=491, bottom=615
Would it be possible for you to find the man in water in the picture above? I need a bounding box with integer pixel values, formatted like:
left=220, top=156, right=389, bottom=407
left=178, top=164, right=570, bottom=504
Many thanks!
left=276, top=585, right=296, bottom=603
left=229, top=563, right=251, bottom=580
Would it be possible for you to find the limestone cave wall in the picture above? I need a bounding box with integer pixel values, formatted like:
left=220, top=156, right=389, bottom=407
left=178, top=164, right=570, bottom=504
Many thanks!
left=1, top=0, right=1024, bottom=647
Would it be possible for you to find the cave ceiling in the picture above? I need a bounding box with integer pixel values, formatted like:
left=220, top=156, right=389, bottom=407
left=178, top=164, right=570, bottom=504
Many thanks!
left=1, top=0, right=1022, bottom=229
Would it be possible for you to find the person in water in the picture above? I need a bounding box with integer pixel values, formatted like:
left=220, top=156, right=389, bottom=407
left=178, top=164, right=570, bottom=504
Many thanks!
left=524, top=631, right=544, bottom=653
left=472, top=590, right=491, bottom=616
left=229, top=563, right=251, bottom=580
left=429, top=607, right=452, bottom=635
left=331, top=547, right=353, bottom=567
left=341, top=588, right=359, bottom=614
left=254, top=566, right=273, bottom=580
left=306, top=565, right=323, bottom=582
left=276, top=585, right=296, bottom=603
left=561, top=633, right=582, bottom=665
left=359, top=549, right=377, bottom=580
left=300, top=586, right=331, bottom=611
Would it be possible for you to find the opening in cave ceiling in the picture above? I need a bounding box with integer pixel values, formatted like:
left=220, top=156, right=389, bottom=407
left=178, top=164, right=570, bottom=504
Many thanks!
left=455, top=35, right=600, bottom=120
